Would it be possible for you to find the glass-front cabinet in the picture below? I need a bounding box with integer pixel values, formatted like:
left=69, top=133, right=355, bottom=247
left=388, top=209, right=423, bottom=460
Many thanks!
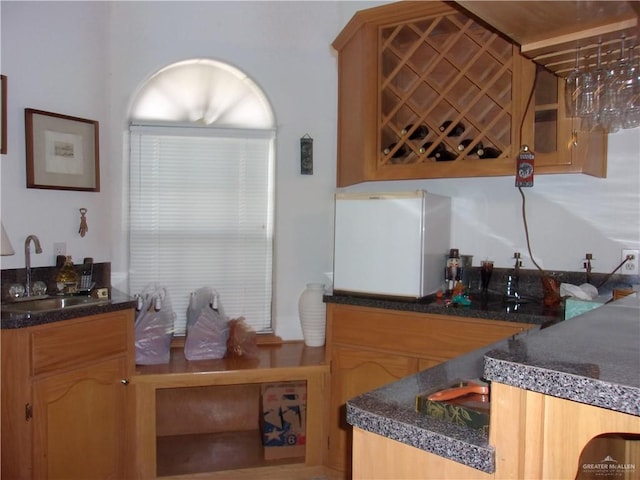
left=333, top=1, right=607, bottom=187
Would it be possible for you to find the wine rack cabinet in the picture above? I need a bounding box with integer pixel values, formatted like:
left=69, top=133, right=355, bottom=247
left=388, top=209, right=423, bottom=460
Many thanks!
left=380, top=10, right=513, bottom=166
left=333, top=1, right=607, bottom=187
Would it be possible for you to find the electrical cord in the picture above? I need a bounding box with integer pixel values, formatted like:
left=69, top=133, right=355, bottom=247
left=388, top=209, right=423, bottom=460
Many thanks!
left=517, top=65, right=631, bottom=290
left=518, top=66, right=546, bottom=275
left=518, top=186, right=545, bottom=274
left=596, top=256, right=631, bottom=288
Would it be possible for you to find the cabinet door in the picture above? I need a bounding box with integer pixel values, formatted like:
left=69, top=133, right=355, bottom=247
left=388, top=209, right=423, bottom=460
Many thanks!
left=519, top=59, right=607, bottom=177
left=32, top=356, right=129, bottom=479
left=328, top=345, right=418, bottom=472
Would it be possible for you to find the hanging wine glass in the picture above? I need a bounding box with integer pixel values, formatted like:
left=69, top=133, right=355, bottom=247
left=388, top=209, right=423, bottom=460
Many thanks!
left=578, top=54, right=596, bottom=119
left=623, top=45, right=640, bottom=129
left=579, top=43, right=606, bottom=131
left=601, top=38, right=628, bottom=133
left=565, top=47, right=582, bottom=118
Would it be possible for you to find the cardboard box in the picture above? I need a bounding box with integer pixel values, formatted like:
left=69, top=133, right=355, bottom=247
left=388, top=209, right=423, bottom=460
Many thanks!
left=260, top=381, right=306, bottom=460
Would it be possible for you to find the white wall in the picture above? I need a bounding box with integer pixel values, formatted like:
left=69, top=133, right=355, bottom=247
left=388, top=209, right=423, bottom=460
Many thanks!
left=343, top=127, right=640, bottom=272
left=2, top=1, right=639, bottom=341
left=1, top=1, right=111, bottom=267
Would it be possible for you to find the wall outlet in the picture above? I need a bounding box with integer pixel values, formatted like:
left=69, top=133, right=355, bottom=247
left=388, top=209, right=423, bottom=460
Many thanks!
left=53, top=242, right=66, bottom=257
left=621, top=249, right=639, bottom=275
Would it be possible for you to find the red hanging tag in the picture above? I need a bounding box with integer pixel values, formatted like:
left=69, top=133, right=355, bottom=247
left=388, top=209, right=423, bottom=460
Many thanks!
left=515, top=145, right=534, bottom=187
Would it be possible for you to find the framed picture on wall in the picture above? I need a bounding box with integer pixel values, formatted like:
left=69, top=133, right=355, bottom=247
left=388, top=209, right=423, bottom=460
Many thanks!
left=25, top=108, right=100, bottom=192
left=1, top=75, right=6, bottom=155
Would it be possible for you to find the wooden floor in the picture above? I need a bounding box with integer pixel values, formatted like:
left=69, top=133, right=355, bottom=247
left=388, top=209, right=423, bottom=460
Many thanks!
left=162, top=463, right=346, bottom=480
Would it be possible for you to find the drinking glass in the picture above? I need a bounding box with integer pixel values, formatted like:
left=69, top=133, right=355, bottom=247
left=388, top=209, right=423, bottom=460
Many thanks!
left=480, top=260, right=493, bottom=294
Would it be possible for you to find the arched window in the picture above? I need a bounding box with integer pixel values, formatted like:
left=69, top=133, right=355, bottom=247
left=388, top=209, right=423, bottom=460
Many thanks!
left=129, top=59, right=275, bottom=335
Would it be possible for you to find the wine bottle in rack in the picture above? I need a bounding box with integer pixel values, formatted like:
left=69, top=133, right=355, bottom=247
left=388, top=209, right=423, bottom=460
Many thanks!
left=434, top=144, right=457, bottom=161
left=439, top=120, right=465, bottom=137
left=382, top=142, right=409, bottom=158
left=457, top=139, right=483, bottom=154
left=418, top=141, right=432, bottom=155
left=402, top=124, right=429, bottom=140
left=477, top=146, right=502, bottom=159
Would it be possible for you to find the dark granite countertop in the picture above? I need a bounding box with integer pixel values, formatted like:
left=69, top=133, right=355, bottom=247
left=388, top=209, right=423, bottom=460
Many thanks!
left=484, top=293, right=640, bottom=417
left=326, top=290, right=563, bottom=327
left=346, top=294, right=639, bottom=473
left=1, top=290, right=136, bottom=329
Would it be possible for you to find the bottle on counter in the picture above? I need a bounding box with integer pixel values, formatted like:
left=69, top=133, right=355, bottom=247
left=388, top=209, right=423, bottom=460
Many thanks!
left=56, top=255, right=79, bottom=294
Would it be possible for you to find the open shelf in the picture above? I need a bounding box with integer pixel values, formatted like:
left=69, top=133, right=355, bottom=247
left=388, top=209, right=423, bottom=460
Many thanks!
left=132, top=342, right=328, bottom=478
left=156, top=430, right=304, bottom=477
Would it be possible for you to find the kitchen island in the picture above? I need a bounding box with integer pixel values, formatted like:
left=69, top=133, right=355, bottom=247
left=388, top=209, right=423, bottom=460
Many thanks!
left=346, top=294, right=640, bottom=479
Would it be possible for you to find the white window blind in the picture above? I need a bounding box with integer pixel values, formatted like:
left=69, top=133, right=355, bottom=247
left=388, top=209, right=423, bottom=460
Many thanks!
left=129, top=125, right=275, bottom=335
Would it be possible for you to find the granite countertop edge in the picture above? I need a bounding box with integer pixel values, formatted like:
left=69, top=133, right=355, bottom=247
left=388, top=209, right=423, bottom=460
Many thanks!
left=346, top=399, right=495, bottom=473
left=344, top=333, right=504, bottom=474
left=484, top=355, right=640, bottom=417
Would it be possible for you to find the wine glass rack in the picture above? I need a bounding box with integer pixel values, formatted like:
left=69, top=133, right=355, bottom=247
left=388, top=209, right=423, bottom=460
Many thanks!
left=379, top=11, right=514, bottom=166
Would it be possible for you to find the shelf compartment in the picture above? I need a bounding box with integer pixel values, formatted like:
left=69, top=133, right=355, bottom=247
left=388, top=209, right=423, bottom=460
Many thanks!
left=156, top=430, right=304, bottom=477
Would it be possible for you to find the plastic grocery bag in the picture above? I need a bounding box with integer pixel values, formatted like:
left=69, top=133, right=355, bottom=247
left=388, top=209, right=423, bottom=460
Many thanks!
left=134, top=285, right=175, bottom=365
left=184, top=287, right=229, bottom=360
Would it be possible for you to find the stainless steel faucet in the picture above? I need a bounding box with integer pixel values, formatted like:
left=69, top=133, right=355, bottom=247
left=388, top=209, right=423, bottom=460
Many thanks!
left=25, top=235, right=43, bottom=296
left=505, top=252, right=522, bottom=302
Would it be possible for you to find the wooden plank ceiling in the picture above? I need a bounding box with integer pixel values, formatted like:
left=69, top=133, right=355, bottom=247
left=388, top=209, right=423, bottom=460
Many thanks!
left=454, top=1, right=640, bottom=76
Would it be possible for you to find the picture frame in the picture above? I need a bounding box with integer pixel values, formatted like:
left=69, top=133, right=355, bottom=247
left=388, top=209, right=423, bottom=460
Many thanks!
left=1, top=75, right=6, bottom=155
left=25, top=108, right=100, bottom=192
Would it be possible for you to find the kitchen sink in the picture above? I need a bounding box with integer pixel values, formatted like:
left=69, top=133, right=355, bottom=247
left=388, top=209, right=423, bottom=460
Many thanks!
left=1, top=296, right=109, bottom=314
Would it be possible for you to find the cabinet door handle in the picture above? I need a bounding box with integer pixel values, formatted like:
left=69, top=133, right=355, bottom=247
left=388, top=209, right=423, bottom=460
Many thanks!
left=121, top=379, right=130, bottom=386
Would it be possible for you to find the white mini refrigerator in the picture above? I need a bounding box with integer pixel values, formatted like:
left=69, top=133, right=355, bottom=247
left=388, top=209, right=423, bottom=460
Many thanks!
left=333, top=190, right=451, bottom=298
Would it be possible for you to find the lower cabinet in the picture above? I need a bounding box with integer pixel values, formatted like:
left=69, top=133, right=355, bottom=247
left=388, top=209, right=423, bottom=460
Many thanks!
left=329, top=346, right=418, bottom=472
left=1, top=310, right=135, bottom=479
left=325, top=303, right=531, bottom=473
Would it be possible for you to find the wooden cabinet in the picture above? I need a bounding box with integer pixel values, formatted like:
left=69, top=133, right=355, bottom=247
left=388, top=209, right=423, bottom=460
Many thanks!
left=325, top=303, right=531, bottom=473
left=1, top=310, right=135, bottom=479
left=490, top=382, right=640, bottom=480
left=332, top=1, right=607, bottom=187
left=329, top=346, right=417, bottom=472
left=522, top=63, right=607, bottom=177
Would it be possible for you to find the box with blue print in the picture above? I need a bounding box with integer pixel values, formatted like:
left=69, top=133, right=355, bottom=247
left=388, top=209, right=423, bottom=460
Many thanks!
left=260, top=381, right=307, bottom=460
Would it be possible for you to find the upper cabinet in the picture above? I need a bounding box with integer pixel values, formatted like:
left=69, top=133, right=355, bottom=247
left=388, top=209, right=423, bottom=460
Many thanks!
left=332, top=1, right=618, bottom=187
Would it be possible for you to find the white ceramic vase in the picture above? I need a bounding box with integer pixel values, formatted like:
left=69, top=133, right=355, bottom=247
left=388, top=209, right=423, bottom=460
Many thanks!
left=298, top=283, right=326, bottom=347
